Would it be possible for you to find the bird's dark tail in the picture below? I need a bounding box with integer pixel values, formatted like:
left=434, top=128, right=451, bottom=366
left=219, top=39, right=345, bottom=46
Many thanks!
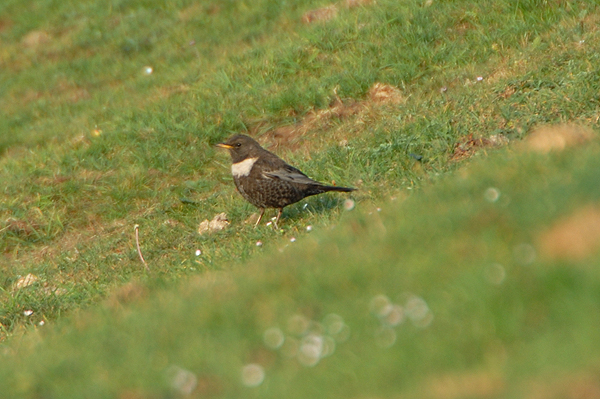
left=302, top=183, right=356, bottom=198
left=320, top=185, right=356, bottom=193
left=299, top=183, right=355, bottom=197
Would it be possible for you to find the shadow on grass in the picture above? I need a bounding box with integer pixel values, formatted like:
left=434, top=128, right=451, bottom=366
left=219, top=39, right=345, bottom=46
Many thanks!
left=281, top=193, right=351, bottom=222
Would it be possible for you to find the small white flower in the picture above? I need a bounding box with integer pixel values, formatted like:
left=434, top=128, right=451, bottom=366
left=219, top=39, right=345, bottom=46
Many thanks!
left=343, top=199, right=355, bottom=211
left=263, top=327, right=285, bottom=349
left=241, top=364, right=265, bottom=387
left=166, top=366, right=197, bottom=395
left=484, top=187, right=500, bottom=202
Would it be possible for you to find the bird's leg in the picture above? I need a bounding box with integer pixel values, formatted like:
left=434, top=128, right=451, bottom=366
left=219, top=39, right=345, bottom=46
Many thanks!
left=254, top=208, right=265, bottom=228
left=273, top=208, right=283, bottom=230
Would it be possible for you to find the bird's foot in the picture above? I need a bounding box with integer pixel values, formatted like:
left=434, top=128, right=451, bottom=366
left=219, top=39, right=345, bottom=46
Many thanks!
left=273, top=208, right=283, bottom=231
left=254, top=208, right=265, bottom=229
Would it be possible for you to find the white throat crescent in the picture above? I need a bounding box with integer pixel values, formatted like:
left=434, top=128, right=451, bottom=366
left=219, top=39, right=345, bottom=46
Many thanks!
left=231, top=157, right=258, bottom=177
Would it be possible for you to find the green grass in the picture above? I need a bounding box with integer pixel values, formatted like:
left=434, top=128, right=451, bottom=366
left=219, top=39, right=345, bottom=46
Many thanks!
left=1, top=0, right=600, bottom=396
left=4, top=137, right=600, bottom=398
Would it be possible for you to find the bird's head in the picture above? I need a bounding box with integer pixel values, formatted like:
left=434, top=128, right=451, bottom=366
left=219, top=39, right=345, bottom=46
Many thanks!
left=215, top=134, right=262, bottom=163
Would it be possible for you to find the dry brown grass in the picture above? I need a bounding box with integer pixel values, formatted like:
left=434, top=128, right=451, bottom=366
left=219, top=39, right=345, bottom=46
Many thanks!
left=257, top=83, right=407, bottom=155
left=537, top=205, right=600, bottom=262
left=525, top=373, right=600, bottom=399
left=424, top=370, right=504, bottom=399
left=301, top=0, right=373, bottom=24
left=450, top=133, right=509, bottom=162
left=525, top=124, right=595, bottom=153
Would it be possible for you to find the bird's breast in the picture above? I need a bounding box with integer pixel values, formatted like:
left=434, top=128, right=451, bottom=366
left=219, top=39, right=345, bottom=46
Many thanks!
left=231, top=157, right=259, bottom=177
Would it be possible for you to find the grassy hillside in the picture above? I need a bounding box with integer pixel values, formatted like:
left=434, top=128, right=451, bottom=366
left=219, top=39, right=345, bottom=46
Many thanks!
left=1, top=0, right=600, bottom=397
left=3, top=128, right=600, bottom=398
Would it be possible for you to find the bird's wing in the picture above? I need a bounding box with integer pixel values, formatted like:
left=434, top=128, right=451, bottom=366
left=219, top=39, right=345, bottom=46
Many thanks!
left=262, top=163, right=321, bottom=185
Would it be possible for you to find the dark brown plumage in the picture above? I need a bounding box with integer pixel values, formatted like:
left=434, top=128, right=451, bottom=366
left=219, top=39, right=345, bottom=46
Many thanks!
left=216, top=134, right=355, bottom=228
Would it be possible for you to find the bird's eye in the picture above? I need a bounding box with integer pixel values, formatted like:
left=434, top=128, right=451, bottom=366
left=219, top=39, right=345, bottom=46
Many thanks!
left=235, top=143, right=242, bottom=147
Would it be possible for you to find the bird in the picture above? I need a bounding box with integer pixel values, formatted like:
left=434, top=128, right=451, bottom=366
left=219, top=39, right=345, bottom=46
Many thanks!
left=216, top=134, right=355, bottom=228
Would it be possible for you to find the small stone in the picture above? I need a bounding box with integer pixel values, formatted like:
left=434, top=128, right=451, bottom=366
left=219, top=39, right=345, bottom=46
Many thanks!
left=198, top=213, right=229, bottom=235
left=13, top=274, right=38, bottom=290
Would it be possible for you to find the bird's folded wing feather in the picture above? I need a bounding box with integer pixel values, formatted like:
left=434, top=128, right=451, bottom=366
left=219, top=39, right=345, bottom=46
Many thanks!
left=262, top=164, right=320, bottom=185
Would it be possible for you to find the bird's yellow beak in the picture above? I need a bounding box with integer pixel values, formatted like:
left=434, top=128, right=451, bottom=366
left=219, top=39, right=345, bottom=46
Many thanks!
left=215, top=143, right=233, bottom=149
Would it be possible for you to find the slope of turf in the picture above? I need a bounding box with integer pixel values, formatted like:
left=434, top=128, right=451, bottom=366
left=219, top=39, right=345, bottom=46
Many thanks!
left=2, top=0, right=600, bottom=396
left=3, top=130, right=600, bottom=398
left=2, top=0, right=599, bottom=340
